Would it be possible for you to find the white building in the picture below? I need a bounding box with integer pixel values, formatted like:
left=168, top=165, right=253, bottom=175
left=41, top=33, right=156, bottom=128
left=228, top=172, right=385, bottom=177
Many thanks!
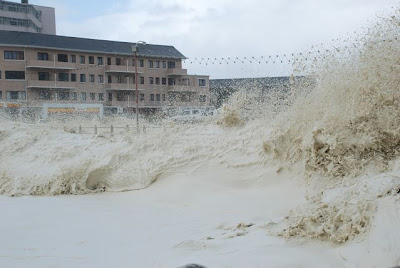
left=0, top=0, right=56, bottom=34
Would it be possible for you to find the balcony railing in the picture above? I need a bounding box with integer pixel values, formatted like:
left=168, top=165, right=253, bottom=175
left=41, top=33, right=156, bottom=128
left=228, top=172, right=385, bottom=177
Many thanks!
left=105, top=100, right=141, bottom=107
left=166, top=68, right=188, bottom=76
left=27, top=80, right=77, bottom=89
left=26, top=60, right=76, bottom=70
left=167, top=85, right=204, bottom=92
left=105, top=83, right=140, bottom=91
left=104, top=100, right=168, bottom=108
left=105, top=65, right=144, bottom=74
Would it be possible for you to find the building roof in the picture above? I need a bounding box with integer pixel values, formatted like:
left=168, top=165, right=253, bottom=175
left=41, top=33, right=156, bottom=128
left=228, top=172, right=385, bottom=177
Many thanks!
left=0, top=30, right=186, bottom=59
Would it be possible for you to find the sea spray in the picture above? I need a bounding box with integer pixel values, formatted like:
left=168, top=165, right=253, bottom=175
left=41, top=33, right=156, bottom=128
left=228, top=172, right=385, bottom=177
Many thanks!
left=263, top=8, right=400, bottom=179
left=262, top=7, right=400, bottom=242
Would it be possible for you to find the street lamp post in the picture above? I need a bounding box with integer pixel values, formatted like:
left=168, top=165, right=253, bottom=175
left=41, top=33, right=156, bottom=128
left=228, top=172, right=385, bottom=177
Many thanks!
left=132, top=41, right=146, bottom=132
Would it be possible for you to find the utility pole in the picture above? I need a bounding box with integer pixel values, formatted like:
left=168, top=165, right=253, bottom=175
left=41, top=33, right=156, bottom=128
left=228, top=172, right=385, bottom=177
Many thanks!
left=132, top=41, right=146, bottom=132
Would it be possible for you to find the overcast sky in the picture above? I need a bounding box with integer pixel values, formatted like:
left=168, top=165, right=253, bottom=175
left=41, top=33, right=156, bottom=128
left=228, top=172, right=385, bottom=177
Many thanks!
left=25, top=0, right=398, bottom=78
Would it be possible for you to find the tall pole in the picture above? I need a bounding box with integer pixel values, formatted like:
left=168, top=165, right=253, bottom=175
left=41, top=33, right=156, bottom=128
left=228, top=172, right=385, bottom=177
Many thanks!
left=135, top=50, right=139, bottom=131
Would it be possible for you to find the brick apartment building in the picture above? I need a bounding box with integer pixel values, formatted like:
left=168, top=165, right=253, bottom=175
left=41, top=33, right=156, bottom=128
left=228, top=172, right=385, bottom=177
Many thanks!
left=0, top=30, right=211, bottom=117
left=0, top=0, right=56, bottom=34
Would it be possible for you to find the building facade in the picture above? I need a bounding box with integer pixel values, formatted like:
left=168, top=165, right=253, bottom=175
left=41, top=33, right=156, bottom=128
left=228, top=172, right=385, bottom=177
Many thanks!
left=0, top=0, right=56, bottom=35
left=0, top=31, right=210, bottom=117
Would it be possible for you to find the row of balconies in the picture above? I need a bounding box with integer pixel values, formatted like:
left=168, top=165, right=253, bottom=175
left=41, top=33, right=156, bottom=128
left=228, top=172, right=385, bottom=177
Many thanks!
left=25, top=60, right=188, bottom=76
left=26, top=80, right=206, bottom=92
left=104, top=100, right=208, bottom=108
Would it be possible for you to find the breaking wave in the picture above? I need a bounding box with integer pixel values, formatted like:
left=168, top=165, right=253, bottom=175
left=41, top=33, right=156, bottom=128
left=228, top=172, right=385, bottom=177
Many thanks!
left=261, top=8, right=400, bottom=242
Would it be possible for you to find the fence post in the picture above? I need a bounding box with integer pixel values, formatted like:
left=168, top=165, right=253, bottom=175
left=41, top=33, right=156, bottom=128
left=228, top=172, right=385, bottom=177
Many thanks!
left=94, top=125, right=98, bottom=135
left=79, top=125, right=82, bottom=134
left=111, top=125, right=114, bottom=135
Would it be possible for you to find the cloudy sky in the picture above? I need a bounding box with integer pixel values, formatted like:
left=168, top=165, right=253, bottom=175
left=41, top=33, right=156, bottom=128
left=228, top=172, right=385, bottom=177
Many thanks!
left=26, top=0, right=398, bottom=78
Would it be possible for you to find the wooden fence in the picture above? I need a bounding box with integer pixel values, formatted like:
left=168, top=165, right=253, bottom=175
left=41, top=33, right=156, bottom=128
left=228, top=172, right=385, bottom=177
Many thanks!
left=64, top=124, right=164, bottom=135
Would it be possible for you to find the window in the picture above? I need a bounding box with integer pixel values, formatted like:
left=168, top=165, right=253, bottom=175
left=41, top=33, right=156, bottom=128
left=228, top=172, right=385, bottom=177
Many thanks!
left=199, top=95, right=207, bottom=102
left=70, top=55, right=76, bottom=63
left=162, top=61, right=166, bottom=68
left=89, top=56, right=94, bottom=64
left=140, top=77, right=144, bottom=84
left=117, top=92, right=123, bottom=101
left=39, top=90, right=51, bottom=100
left=149, top=77, right=154, bottom=85
left=80, top=92, right=86, bottom=101
left=139, top=59, right=144, bottom=67
left=98, top=75, right=104, bottom=84
left=140, top=94, right=144, bottom=101
left=97, top=57, right=103, bottom=65
left=168, top=61, right=175, bottom=68
left=58, top=92, right=70, bottom=100
left=72, top=92, right=77, bottom=100
left=168, top=78, right=176, bottom=85
left=107, top=57, right=111, bottom=65
left=7, top=91, right=25, bottom=100
left=38, top=72, right=50, bottom=81
left=37, top=52, right=48, bottom=61
left=5, top=71, right=25, bottom=80
left=58, top=73, right=69, bottom=82
left=162, top=78, right=167, bottom=85
left=20, top=91, right=27, bottom=100
left=150, top=94, right=154, bottom=101
left=199, top=79, right=207, bottom=87
left=116, top=75, right=122, bottom=83
left=0, top=91, right=2, bottom=100
left=182, top=93, right=190, bottom=102
left=162, top=94, right=166, bottom=101
left=99, top=93, right=104, bottom=101
left=0, top=71, right=1, bottom=79
left=7, top=91, right=18, bottom=100
left=108, top=75, right=112, bottom=83
left=89, top=74, right=95, bottom=83
left=108, top=92, right=113, bottom=101
left=80, top=74, right=86, bottom=82
left=80, top=56, right=85, bottom=64
left=156, top=94, right=161, bottom=101
left=155, top=61, right=160, bottom=68
left=181, top=78, right=190, bottom=85
left=58, top=54, right=68, bottom=62
left=4, top=51, right=24, bottom=60
left=148, top=60, right=153, bottom=68
left=116, top=58, right=122, bottom=65
left=90, top=93, right=95, bottom=100
left=71, top=73, right=77, bottom=82
left=155, top=77, right=160, bottom=85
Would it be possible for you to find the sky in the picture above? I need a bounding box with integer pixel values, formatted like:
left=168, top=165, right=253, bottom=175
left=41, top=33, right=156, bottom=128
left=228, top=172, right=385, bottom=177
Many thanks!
left=19, top=0, right=399, bottom=78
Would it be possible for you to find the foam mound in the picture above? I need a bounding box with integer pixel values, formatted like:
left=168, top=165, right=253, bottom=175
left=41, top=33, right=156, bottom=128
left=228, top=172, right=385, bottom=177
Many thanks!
left=276, top=174, right=400, bottom=243
left=0, top=122, right=221, bottom=196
